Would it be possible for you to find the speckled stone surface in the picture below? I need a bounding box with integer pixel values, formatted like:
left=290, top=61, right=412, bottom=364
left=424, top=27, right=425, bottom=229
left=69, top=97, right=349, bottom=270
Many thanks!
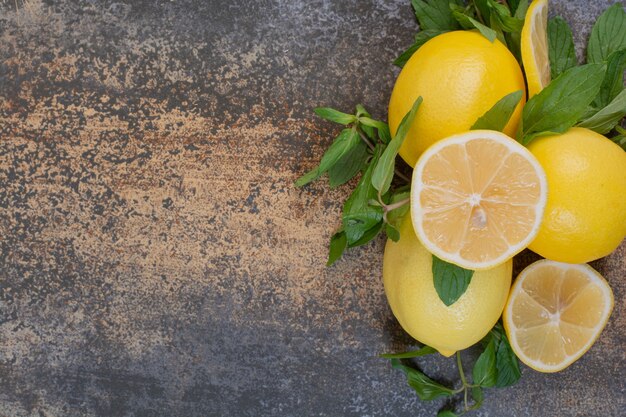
left=0, top=1, right=624, bottom=416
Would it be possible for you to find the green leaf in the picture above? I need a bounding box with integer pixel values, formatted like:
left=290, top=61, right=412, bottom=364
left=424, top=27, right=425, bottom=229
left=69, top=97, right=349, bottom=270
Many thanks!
left=471, top=386, right=484, bottom=408
left=412, top=0, right=462, bottom=31
left=348, top=220, right=384, bottom=248
left=472, top=338, right=498, bottom=388
left=380, top=345, right=437, bottom=359
left=587, top=4, right=626, bottom=64
left=471, top=90, right=523, bottom=131
left=548, top=17, right=577, bottom=79
left=386, top=189, right=411, bottom=229
left=328, top=141, right=369, bottom=188
left=521, top=63, right=606, bottom=145
left=394, top=30, right=447, bottom=67
left=391, top=359, right=455, bottom=401
left=437, top=411, right=457, bottom=417
left=343, top=210, right=383, bottom=245
left=508, top=0, right=522, bottom=15
left=359, top=117, right=391, bottom=144
left=594, top=49, right=626, bottom=109
left=504, top=0, right=529, bottom=63
left=372, top=97, right=423, bottom=193
left=296, top=128, right=361, bottom=186
left=314, top=107, right=357, bottom=125
left=355, top=104, right=370, bottom=118
left=488, top=0, right=524, bottom=33
left=451, top=6, right=497, bottom=42
left=578, top=89, right=626, bottom=134
left=495, top=330, right=522, bottom=388
left=385, top=223, right=400, bottom=242
left=474, top=0, right=491, bottom=24
left=327, top=230, right=347, bottom=266
left=431, top=256, right=474, bottom=306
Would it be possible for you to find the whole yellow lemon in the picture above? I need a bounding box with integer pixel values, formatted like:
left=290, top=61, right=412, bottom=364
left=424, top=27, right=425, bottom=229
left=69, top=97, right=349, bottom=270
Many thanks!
left=388, top=31, right=526, bottom=167
left=383, top=215, right=512, bottom=357
left=528, top=127, right=626, bottom=263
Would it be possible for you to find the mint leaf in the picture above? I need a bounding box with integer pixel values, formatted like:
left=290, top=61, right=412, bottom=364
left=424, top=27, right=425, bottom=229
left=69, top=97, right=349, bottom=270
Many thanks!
left=328, top=140, right=369, bottom=188
left=394, top=30, right=446, bottom=67
left=437, top=411, right=457, bottom=417
left=432, top=256, right=474, bottom=306
left=471, top=386, right=484, bottom=408
left=314, top=107, right=357, bottom=125
left=594, top=49, right=626, bottom=109
left=451, top=5, right=497, bottom=42
left=505, top=0, right=529, bottom=63
left=488, top=0, right=523, bottom=33
left=471, top=90, right=523, bottom=131
left=386, top=188, right=411, bottom=229
left=412, top=0, right=462, bottom=31
left=548, top=17, right=577, bottom=79
left=327, top=230, right=347, bottom=266
left=372, top=96, right=423, bottom=193
left=578, top=89, right=626, bottom=134
left=391, top=359, right=455, bottom=401
left=508, top=0, right=522, bottom=15
left=385, top=223, right=400, bottom=242
left=380, top=345, right=437, bottom=359
left=587, top=3, right=626, bottom=64
left=473, top=338, right=498, bottom=387
left=296, top=128, right=361, bottom=187
left=348, top=220, right=384, bottom=247
left=359, top=117, right=391, bottom=144
left=474, top=0, right=491, bottom=24
left=521, top=63, right=606, bottom=145
left=495, top=330, right=521, bottom=387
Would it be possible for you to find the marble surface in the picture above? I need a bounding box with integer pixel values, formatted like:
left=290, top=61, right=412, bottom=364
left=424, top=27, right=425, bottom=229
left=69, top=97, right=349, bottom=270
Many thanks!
left=0, top=0, right=624, bottom=416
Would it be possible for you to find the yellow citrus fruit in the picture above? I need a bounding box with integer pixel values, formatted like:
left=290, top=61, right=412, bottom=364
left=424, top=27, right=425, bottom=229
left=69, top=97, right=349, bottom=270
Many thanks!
left=388, top=31, right=526, bottom=167
left=521, top=0, right=550, bottom=97
left=383, top=215, right=512, bottom=357
left=503, top=260, right=614, bottom=373
left=528, top=127, right=626, bottom=263
left=411, top=130, right=547, bottom=270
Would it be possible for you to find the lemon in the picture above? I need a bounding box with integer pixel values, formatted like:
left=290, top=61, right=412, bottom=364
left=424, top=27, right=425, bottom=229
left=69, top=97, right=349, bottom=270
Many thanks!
left=521, top=0, right=550, bottom=97
left=503, top=260, right=614, bottom=373
left=411, top=130, right=547, bottom=270
left=388, top=31, right=526, bottom=167
left=528, top=128, right=626, bottom=263
left=383, top=215, right=512, bottom=357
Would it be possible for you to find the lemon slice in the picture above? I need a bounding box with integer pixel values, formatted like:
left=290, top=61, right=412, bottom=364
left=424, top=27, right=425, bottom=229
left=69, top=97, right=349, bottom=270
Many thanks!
left=522, top=0, right=550, bottom=97
left=503, top=260, right=614, bottom=373
left=411, top=130, right=547, bottom=270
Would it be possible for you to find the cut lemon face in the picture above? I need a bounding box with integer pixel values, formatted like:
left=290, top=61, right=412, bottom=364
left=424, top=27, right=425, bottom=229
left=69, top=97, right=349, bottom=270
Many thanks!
left=411, top=130, right=547, bottom=270
left=522, top=0, right=550, bottom=97
left=503, top=260, right=614, bottom=373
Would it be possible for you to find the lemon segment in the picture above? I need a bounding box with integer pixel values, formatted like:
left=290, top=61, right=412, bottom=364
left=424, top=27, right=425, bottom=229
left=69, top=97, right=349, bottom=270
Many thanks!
left=521, top=0, right=551, bottom=97
left=503, top=260, right=614, bottom=373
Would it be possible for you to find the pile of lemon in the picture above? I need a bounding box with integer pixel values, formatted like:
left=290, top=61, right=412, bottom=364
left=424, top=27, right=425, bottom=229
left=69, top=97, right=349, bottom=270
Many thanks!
left=384, top=0, right=625, bottom=372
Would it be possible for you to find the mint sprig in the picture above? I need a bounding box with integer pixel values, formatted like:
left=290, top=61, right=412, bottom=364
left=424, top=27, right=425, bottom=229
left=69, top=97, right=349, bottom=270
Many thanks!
left=548, top=16, right=577, bottom=79
left=587, top=3, right=626, bottom=64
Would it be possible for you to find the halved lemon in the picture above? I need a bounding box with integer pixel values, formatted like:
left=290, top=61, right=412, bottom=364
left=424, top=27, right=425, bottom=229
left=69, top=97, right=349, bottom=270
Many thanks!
left=411, top=130, right=547, bottom=270
left=503, top=260, right=614, bottom=373
left=521, top=0, right=550, bottom=97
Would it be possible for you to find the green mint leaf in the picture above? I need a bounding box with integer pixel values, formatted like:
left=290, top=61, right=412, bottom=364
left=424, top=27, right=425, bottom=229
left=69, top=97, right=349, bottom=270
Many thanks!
left=380, top=345, right=437, bottom=359
left=521, top=63, right=606, bottom=145
left=386, top=189, right=411, bottom=229
left=474, top=0, right=491, bottom=24
left=327, top=230, right=347, bottom=266
left=504, top=0, right=529, bottom=63
left=314, top=107, right=357, bottom=125
left=355, top=104, right=370, bottom=118
left=451, top=6, right=497, bottom=42
left=359, top=117, right=392, bottom=144
left=489, top=13, right=507, bottom=45
left=391, top=359, right=455, bottom=401
left=295, top=128, right=361, bottom=187
left=495, top=330, right=522, bottom=387
left=472, top=338, right=498, bottom=388
left=385, top=223, right=400, bottom=242
left=508, top=0, right=522, bottom=15
left=394, top=30, right=446, bottom=67
left=471, top=386, right=484, bottom=408
left=548, top=17, right=577, bottom=79
left=437, top=411, right=458, bottom=417
left=587, top=4, right=626, bottom=64
left=488, top=0, right=524, bottom=33
left=328, top=141, right=369, bottom=188
left=348, top=220, right=384, bottom=248
left=471, top=90, right=523, bottom=131
left=412, top=0, right=462, bottom=31
left=372, top=96, right=423, bottom=193
left=578, top=89, right=626, bottom=134
left=342, top=148, right=383, bottom=244
left=594, top=49, right=626, bottom=109
left=432, top=256, right=474, bottom=306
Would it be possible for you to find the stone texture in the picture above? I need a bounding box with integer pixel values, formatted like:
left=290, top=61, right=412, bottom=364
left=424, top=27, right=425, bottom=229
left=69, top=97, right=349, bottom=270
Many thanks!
left=0, top=1, right=624, bottom=416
